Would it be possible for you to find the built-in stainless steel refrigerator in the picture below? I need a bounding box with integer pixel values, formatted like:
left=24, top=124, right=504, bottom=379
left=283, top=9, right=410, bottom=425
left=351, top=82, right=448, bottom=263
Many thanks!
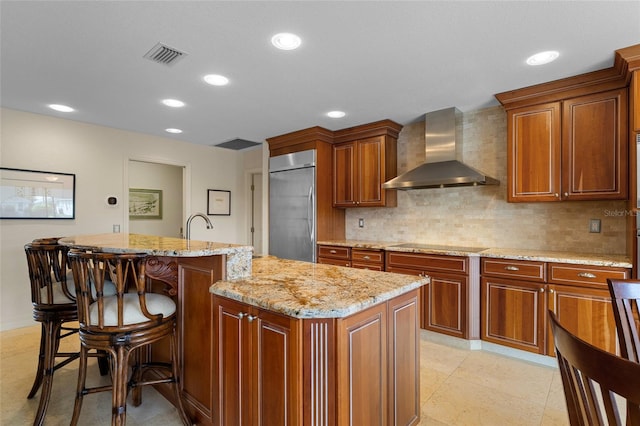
left=269, top=149, right=316, bottom=262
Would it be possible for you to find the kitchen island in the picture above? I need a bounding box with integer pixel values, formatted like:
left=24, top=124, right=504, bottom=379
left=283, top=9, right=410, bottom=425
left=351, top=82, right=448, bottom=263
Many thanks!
left=60, top=234, right=427, bottom=425
left=210, top=256, right=427, bottom=426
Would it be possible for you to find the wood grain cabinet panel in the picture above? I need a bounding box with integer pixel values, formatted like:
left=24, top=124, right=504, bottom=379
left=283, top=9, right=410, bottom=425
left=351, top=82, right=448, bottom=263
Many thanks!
left=481, top=277, right=547, bottom=354
left=386, top=252, right=469, bottom=339
left=504, top=89, right=628, bottom=202
left=481, top=257, right=630, bottom=356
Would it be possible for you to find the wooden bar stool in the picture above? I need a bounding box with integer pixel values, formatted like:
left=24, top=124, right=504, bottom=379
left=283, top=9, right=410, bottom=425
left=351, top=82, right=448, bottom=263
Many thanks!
left=607, top=278, right=640, bottom=362
left=24, top=238, right=80, bottom=426
left=24, top=238, right=113, bottom=426
left=68, top=250, right=191, bottom=426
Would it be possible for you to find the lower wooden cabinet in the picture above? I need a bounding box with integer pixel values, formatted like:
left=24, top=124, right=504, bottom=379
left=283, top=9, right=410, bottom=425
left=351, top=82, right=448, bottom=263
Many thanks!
left=481, top=257, right=630, bottom=356
left=212, top=289, right=420, bottom=426
left=212, top=297, right=302, bottom=425
left=317, top=245, right=385, bottom=270
left=386, top=252, right=469, bottom=339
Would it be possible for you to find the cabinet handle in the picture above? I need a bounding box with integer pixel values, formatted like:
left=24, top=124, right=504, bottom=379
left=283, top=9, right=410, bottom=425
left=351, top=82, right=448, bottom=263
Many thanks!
left=363, top=255, right=371, bottom=260
left=329, top=249, right=337, bottom=254
left=237, top=312, right=246, bottom=319
left=577, top=272, right=597, bottom=279
left=564, top=192, right=569, bottom=197
left=554, top=193, right=559, bottom=198
left=345, top=263, right=349, bottom=267
left=247, top=315, right=257, bottom=322
left=504, top=265, right=520, bottom=271
left=549, top=289, right=554, bottom=294
left=539, top=288, right=545, bottom=293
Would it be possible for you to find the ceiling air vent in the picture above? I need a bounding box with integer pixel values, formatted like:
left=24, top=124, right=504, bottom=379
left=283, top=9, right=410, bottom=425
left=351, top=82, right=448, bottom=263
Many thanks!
left=143, top=42, right=187, bottom=66
left=213, top=139, right=262, bottom=151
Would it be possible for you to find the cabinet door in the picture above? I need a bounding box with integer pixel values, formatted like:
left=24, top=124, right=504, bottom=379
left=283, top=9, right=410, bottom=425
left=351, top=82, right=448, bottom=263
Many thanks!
left=387, top=290, right=420, bottom=426
left=562, top=88, right=628, bottom=200
left=357, top=136, right=384, bottom=206
left=507, top=103, right=562, bottom=202
left=254, top=309, right=302, bottom=426
left=337, top=302, right=387, bottom=426
left=333, top=142, right=356, bottom=207
left=213, top=297, right=253, bottom=426
left=547, top=285, right=618, bottom=355
left=481, top=277, right=546, bottom=354
left=424, top=272, right=468, bottom=339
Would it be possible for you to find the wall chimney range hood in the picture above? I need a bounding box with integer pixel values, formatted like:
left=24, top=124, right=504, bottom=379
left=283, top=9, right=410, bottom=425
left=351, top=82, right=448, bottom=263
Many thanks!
left=382, top=107, right=499, bottom=190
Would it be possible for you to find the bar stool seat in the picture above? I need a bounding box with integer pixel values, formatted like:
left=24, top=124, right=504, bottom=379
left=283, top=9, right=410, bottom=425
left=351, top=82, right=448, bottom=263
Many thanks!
left=68, top=250, right=191, bottom=426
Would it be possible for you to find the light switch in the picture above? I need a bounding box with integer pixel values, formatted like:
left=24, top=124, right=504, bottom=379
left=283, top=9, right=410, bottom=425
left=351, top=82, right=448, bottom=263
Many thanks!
left=589, top=219, right=601, bottom=233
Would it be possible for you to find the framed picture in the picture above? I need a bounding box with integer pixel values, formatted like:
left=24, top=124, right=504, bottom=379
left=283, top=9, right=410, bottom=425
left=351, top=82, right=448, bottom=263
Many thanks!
left=207, top=189, right=231, bottom=216
left=0, top=167, right=76, bottom=219
left=129, top=188, right=163, bottom=219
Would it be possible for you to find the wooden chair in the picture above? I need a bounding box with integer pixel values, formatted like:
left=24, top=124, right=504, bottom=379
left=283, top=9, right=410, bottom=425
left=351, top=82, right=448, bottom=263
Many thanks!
left=67, top=250, right=191, bottom=426
left=24, top=238, right=113, bottom=426
left=24, top=238, right=80, bottom=426
left=548, top=311, right=640, bottom=425
left=607, top=278, right=640, bottom=363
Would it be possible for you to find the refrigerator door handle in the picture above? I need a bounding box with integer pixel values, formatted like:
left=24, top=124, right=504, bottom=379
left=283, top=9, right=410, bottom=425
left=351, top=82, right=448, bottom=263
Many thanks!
left=307, top=186, right=314, bottom=242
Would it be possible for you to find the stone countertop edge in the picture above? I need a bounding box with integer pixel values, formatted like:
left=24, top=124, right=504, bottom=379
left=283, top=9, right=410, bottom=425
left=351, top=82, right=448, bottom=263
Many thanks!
left=317, top=240, right=632, bottom=268
left=209, top=257, right=428, bottom=319
left=59, top=233, right=253, bottom=257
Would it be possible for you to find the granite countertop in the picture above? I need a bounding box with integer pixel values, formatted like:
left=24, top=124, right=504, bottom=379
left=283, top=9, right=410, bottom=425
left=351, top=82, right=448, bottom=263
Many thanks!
left=317, top=240, right=632, bottom=268
left=59, top=233, right=253, bottom=257
left=210, top=256, right=428, bottom=319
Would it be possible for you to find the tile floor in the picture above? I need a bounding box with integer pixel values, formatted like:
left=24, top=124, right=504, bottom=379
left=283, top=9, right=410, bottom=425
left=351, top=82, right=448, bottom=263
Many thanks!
left=1, top=324, right=569, bottom=425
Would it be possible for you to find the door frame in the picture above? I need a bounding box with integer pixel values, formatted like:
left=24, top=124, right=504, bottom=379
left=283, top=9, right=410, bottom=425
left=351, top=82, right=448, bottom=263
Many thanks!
left=124, top=155, right=191, bottom=235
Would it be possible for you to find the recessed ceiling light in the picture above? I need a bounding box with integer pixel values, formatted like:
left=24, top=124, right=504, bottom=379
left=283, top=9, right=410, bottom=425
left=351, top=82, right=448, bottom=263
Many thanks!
left=48, top=104, right=74, bottom=112
left=526, top=51, right=560, bottom=66
left=162, top=99, right=185, bottom=108
left=165, top=128, right=183, bottom=134
left=271, top=33, right=302, bottom=50
left=327, top=111, right=346, bottom=118
left=204, top=74, right=229, bottom=86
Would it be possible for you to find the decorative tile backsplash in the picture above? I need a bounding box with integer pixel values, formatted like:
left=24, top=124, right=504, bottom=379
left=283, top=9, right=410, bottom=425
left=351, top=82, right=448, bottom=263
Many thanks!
left=346, top=106, right=628, bottom=255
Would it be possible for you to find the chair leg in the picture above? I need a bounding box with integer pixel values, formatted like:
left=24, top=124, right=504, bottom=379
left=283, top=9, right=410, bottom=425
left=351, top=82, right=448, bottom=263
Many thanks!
left=170, top=332, right=192, bottom=426
left=130, top=348, right=142, bottom=407
left=112, top=345, right=131, bottom=426
left=97, top=350, right=110, bottom=376
left=27, top=324, right=46, bottom=399
left=32, top=320, right=62, bottom=426
left=70, top=345, right=89, bottom=426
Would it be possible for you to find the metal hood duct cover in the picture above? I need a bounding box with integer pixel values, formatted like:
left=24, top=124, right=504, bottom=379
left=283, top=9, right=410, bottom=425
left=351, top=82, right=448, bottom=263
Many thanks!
left=382, top=107, right=499, bottom=190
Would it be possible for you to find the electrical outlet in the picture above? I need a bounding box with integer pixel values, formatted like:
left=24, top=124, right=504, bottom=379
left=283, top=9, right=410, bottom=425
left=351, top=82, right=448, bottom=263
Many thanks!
left=113, top=224, right=120, bottom=233
left=358, top=218, right=364, bottom=228
left=589, top=219, right=601, bottom=233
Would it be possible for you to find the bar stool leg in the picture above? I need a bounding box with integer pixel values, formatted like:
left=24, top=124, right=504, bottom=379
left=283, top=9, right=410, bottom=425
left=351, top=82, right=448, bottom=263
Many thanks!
left=32, top=319, right=62, bottom=426
left=112, top=345, right=131, bottom=426
left=70, top=345, right=89, bottom=426
left=27, top=324, right=47, bottom=399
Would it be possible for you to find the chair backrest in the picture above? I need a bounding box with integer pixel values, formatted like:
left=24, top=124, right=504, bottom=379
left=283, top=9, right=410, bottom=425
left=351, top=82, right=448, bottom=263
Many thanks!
left=549, top=311, right=640, bottom=425
left=607, top=279, right=640, bottom=363
left=24, top=238, right=75, bottom=307
left=68, top=250, right=162, bottom=332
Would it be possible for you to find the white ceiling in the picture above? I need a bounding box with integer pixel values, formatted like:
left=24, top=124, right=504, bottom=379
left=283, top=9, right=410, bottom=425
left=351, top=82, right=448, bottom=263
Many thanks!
left=1, top=1, right=639, bottom=149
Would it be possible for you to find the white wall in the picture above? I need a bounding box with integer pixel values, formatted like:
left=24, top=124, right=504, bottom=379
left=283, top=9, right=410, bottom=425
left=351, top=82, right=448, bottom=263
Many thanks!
left=0, top=108, right=252, bottom=330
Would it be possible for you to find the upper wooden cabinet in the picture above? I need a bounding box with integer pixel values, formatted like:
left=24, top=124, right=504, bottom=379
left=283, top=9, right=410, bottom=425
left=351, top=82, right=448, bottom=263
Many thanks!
left=332, top=120, right=402, bottom=208
left=504, top=88, right=628, bottom=202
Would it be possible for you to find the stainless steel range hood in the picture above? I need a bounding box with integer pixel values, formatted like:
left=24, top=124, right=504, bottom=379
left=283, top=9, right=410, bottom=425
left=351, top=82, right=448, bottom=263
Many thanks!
left=382, top=107, right=499, bottom=190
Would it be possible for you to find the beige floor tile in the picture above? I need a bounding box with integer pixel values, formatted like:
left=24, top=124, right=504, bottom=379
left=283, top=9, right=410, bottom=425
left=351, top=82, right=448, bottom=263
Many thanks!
left=2, top=324, right=570, bottom=425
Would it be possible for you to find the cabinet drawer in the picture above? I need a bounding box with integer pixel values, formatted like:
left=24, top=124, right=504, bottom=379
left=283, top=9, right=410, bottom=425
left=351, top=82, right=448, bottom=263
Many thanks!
left=318, top=245, right=350, bottom=260
left=352, top=263, right=384, bottom=271
left=386, top=252, right=467, bottom=274
left=352, top=249, right=384, bottom=264
left=318, top=257, right=351, bottom=267
left=481, top=258, right=546, bottom=282
left=548, top=263, right=630, bottom=288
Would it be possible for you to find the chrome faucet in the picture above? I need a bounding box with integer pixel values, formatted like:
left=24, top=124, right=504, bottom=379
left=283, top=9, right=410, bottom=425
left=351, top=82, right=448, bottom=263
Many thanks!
left=185, top=212, right=213, bottom=240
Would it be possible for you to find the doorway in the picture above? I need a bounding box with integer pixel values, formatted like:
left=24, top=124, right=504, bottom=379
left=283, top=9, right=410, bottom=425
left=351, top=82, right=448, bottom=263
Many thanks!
left=250, top=172, right=263, bottom=255
left=128, top=160, right=185, bottom=238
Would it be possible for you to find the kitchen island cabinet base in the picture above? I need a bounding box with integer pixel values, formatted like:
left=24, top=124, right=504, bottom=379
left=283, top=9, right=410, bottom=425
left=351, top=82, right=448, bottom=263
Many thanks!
left=212, top=288, right=420, bottom=426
